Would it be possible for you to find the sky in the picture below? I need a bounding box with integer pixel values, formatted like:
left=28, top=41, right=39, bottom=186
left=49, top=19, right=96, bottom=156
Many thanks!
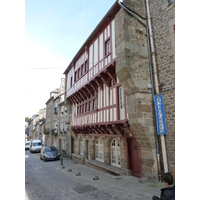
left=25, top=0, right=116, bottom=118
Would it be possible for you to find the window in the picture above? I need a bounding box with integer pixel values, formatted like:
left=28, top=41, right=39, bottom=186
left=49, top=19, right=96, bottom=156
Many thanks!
left=61, top=106, right=64, bottom=116
left=74, top=71, right=77, bottom=82
left=94, top=99, right=97, bottom=110
left=70, top=77, right=73, bottom=87
left=82, top=64, right=85, bottom=75
left=90, top=101, right=93, bottom=111
left=119, top=86, right=124, bottom=109
left=64, top=107, right=68, bottom=115
left=85, top=60, right=89, bottom=72
left=111, top=139, right=121, bottom=167
left=60, top=122, right=63, bottom=133
left=64, top=123, right=67, bottom=133
left=82, top=104, right=84, bottom=113
left=78, top=68, right=81, bottom=79
left=105, top=40, right=111, bottom=56
left=86, top=102, right=89, bottom=112
left=95, top=139, right=104, bottom=162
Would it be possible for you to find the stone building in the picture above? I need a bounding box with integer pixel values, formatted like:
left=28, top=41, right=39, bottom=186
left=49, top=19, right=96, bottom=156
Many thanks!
left=148, top=0, right=175, bottom=178
left=115, top=0, right=175, bottom=180
left=45, top=89, right=60, bottom=146
left=63, top=0, right=175, bottom=182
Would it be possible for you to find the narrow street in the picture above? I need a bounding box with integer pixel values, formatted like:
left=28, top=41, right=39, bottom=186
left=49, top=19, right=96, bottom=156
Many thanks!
left=25, top=151, right=163, bottom=200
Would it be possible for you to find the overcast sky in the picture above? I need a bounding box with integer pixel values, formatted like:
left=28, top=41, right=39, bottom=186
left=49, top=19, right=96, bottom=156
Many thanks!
left=24, top=0, right=116, bottom=118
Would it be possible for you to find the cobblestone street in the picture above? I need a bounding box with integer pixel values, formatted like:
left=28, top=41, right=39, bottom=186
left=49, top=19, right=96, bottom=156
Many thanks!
left=25, top=151, right=164, bottom=200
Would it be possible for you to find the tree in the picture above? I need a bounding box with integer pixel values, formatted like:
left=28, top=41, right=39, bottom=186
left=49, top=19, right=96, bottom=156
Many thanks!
left=25, top=117, right=31, bottom=124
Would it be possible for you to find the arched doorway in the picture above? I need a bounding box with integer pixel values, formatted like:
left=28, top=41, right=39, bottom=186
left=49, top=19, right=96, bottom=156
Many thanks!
left=126, top=135, right=142, bottom=178
left=111, top=139, right=121, bottom=168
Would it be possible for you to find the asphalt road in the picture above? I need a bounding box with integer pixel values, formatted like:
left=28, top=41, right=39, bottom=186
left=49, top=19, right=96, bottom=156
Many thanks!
left=25, top=150, right=163, bottom=200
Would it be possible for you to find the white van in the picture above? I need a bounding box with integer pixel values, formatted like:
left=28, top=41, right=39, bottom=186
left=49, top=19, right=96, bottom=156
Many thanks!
left=29, top=140, right=43, bottom=153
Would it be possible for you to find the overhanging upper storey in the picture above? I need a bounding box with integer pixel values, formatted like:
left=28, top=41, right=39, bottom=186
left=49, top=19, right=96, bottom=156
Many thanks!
left=64, top=2, right=120, bottom=100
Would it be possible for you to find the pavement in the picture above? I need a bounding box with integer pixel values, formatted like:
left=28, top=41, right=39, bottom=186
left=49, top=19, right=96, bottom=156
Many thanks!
left=55, top=157, right=165, bottom=200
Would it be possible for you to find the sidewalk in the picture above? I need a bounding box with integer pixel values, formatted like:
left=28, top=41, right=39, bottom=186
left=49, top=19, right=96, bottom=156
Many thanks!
left=56, top=157, right=165, bottom=200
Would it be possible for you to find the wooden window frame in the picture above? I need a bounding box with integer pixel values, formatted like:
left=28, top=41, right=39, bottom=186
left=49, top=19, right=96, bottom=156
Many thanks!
left=105, top=39, right=111, bottom=57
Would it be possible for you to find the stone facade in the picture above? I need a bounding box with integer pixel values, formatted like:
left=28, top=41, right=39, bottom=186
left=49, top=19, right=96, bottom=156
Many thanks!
left=115, top=0, right=175, bottom=181
left=149, top=0, right=175, bottom=179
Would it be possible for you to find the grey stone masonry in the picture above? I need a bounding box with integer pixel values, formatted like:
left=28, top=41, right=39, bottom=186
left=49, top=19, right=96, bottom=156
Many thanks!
left=116, top=0, right=175, bottom=181
left=115, top=0, right=158, bottom=182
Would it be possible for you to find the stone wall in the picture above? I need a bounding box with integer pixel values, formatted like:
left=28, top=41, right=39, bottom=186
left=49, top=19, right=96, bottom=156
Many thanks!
left=115, top=0, right=159, bottom=181
left=115, top=0, right=175, bottom=181
left=149, top=0, right=175, bottom=179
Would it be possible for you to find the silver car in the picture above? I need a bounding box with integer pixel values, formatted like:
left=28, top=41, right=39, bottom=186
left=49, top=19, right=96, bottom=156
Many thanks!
left=40, top=146, right=60, bottom=162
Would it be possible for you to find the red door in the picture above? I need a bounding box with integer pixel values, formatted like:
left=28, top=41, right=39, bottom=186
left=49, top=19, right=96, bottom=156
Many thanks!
left=127, top=137, right=142, bottom=178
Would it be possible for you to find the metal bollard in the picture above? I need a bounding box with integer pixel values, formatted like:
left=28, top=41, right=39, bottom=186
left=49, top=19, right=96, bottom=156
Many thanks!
left=60, top=156, right=63, bottom=165
left=60, top=156, right=65, bottom=169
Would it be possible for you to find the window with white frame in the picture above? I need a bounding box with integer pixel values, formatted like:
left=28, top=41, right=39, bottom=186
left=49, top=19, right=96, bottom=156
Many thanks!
left=119, top=86, right=125, bottom=109
left=64, top=106, right=68, bottom=115
left=95, top=139, right=104, bottom=162
left=105, top=39, right=111, bottom=56
left=80, top=139, right=83, bottom=155
left=61, top=106, right=64, bottom=116
left=55, top=121, right=58, bottom=133
left=111, top=139, right=121, bottom=167
left=60, top=122, right=63, bottom=133
left=64, top=123, right=67, bottom=133
left=94, top=99, right=97, bottom=110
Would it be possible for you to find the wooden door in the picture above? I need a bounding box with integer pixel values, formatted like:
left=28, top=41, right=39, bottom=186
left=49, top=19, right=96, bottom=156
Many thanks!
left=127, top=137, right=142, bottom=178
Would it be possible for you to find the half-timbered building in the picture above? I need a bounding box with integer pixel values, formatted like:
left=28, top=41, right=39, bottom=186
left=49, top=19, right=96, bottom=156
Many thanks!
left=64, top=0, right=175, bottom=182
left=64, top=2, right=143, bottom=178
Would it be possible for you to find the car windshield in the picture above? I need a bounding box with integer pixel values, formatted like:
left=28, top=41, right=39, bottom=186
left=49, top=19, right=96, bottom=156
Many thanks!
left=33, top=142, right=41, bottom=146
left=45, top=146, right=57, bottom=152
left=26, top=142, right=30, bottom=145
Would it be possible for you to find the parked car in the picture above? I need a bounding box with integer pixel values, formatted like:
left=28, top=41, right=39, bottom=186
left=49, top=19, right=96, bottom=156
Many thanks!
left=25, top=141, right=31, bottom=150
left=29, top=140, right=43, bottom=153
left=40, top=146, right=60, bottom=161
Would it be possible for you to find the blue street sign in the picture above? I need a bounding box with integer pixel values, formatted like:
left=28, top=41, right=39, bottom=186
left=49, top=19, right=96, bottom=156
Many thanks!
left=154, top=94, right=167, bottom=135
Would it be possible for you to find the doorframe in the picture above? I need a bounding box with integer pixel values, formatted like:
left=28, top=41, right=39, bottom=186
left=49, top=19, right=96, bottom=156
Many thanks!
left=126, top=134, right=142, bottom=178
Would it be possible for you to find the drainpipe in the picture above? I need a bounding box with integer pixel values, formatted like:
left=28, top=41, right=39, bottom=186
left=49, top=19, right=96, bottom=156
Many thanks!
left=117, top=0, right=163, bottom=181
left=146, top=0, right=168, bottom=173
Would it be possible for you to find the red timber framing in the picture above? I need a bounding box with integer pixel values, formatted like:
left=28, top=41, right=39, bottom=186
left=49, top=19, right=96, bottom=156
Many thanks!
left=63, top=2, right=125, bottom=137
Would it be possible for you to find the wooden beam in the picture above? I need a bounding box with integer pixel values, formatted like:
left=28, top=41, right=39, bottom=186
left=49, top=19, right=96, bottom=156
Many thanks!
left=113, top=124, right=123, bottom=136
left=85, top=86, right=93, bottom=97
left=78, top=91, right=86, bottom=101
left=74, top=93, right=82, bottom=103
left=95, top=78, right=103, bottom=90
left=99, top=74, right=110, bottom=88
left=100, top=125, right=110, bottom=134
left=81, top=88, right=90, bottom=99
left=71, top=95, right=78, bottom=104
left=109, top=125, right=117, bottom=134
left=90, top=82, right=98, bottom=93
left=106, top=69, right=116, bottom=83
